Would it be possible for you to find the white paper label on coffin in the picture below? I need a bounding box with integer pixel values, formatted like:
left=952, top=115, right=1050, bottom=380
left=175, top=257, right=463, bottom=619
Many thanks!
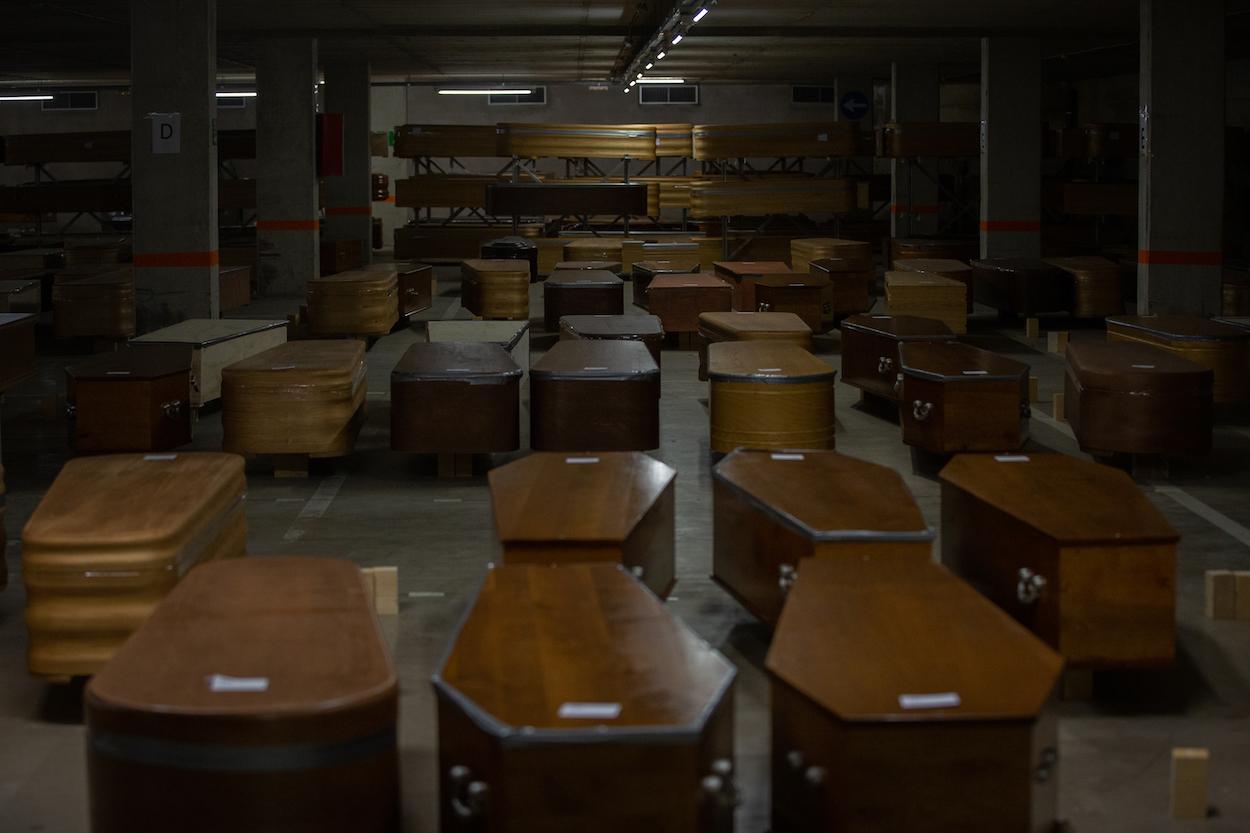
left=565, top=457, right=601, bottom=465
left=558, top=702, right=622, bottom=720
left=771, top=453, right=805, bottom=461
left=143, top=454, right=179, bottom=461
left=898, top=691, right=961, bottom=710
left=994, top=455, right=1031, bottom=463
left=208, top=674, right=270, bottom=693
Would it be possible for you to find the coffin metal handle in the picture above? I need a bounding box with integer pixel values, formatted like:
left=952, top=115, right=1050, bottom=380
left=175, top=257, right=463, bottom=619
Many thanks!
left=65, top=402, right=77, bottom=418
left=701, top=758, right=741, bottom=809
left=1020, top=400, right=1032, bottom=418
left=1035, top=746, right=1059, bottom=783
left=162, top=400, right=183, bottom=420
left=785, top=750, right=828, bottom=789
left=629, top=565, right=645, bottom=580
left=878, top=356, right=893, bottom=374
left=1017, top=568, right=1047, bottom=605
left=778, top=563, right=797, bottom=595
left=448, top=765, right=489, bottom=820
left=893, top=373, right=904, bottom=395
left=912, top=400, right=933, bottom=422
left=757, top=301, right=772, bottom=312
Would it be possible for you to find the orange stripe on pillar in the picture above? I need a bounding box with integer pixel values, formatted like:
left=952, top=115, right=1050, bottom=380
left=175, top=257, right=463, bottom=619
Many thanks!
left=979, top=220, right=1042, bottom=232
left=257, top=219, right=320, bottom=231
left=133, top=250, right=220, bottom=268
left=1137, top=249, right=1223, bottom=266
left=326, top=206, right=372, bottom=216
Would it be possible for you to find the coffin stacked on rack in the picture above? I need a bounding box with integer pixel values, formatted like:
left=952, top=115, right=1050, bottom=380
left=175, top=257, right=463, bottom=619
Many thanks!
left=689, top=178, right=856, bottom=218
left=500, top=123, right=658, bottom=160
left=692, top=122, right=859, bottom=160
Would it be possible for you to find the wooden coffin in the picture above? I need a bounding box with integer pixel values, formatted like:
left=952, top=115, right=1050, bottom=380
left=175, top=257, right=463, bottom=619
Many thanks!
left=460, top=259, right=530, bottom=321
left=365, top=261, right=433, bottom=318
left=790, top=237, right=872, bottom=274
left=875, top=122, right=981, bottom=158
left=707, top=342, right=836, bottom=454
left=899, top=342, right=1029, bottom=454
left=131, top=319, right=287, bottom=408
left=563, top=176, right=661, bottom=217
left=85, top=557, right=398, bottom=833
left=1064, top=340, right=1213, bottom=457
left=1106, top=315, right=1250, bottom=405
left=543, top=271, right=625, bottom=331
left=753, top=273, right=830, bottom=333
left=392, top=123, right=504, bottom=158
left=654, top=123, right=695, bottom=157
left=52, top=268, right=136, bottom=339
left=221, top=340, right=366, bottom=458
left=395, top=175, right=513, bottom=209
left=890, top=237, right=978, bottom=267
left=218, top=264, right=252, bottom=312
left=307, top=269, right=399, bottom=337
left=713, top=260, right=792, bottom=311
left=500, top=123, right=658, bottom=160
left=808, top=258, right=875, bottom=326
left=22, top=452, right=247, bottom=679
left=434, top=563, right=735, bottom=833
left=839, top=314, right=956, bottom=403
left=391, top=342, right=521, bottom=454
left=621, top=241, right=703, bottom=275
left=688, top=178, right=856, bottom=218
left=319, top=239, right=363, bottom=277
left=692, top=122, right=858, bottom=160
left=488, top=453, right=677, bottom=597
left=632, top=259, right=701, bottom=309
left=648, top=273, right=733, bottom=334
left=713, top=449, right=932, bottom=625
left=892, top=257, right=974, bottom=313
left=560, top=314, right=664, bottom=368
left=941, top=452, right=1179, bottom=668
left=0, top=277, right=41, bottom=313
left=884, top=271, right=967, bottom=334
left=531, top=340, right=660, bottom=452
left=971, top=258, right=1072, bottom=317
left=0, top=312, right=36, bottom=393
left=1042, top=256, right=1122, bottom=318
left=481, top=237, right=539, bottom=283
left=563, top=238, right=624, bottom=265
left=698, top=311, right=811, bottom=381
left=551, top=260, right=622, bottom=273
left=1060, top=181, right=1137, bottom=216
left=767, top=555, right=1062, bottom=833
left=66, top=348, right=192, bottom=453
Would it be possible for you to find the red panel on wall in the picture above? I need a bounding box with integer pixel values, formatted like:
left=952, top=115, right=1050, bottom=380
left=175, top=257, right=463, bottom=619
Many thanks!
left=316, top=112, right=344, bottom=177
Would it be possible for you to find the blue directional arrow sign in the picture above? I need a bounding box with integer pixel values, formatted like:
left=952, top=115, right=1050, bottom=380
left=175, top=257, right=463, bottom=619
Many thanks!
left=839, top=91, right=870, bottom=121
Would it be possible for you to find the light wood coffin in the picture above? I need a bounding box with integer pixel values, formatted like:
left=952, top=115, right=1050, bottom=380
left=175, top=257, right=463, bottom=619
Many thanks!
left=1106, top=315, right=1250, bottom=405
left=488, top=453, right=677, bottom=598
left=622, top=241, right=703, bottom=276
left=307, top=269, right=399, bottom=337
left=688, top=179, right=856, bottom=218
left=790, top=237, right=872, bottom=274
left=838, top=314, right=955, bottom=403
left=21, top=453, right=247, bottom=679
left=697, top=311, right=811, bottom=381
left=434, top=563, right=735, bottom=833
left=885, top=271, right=967, bottom=335
left=940, top=452, right=1179, bottom=668
left=500, top=123, right=657, bottom=160
left=713, top=449, right=932, bottom=625
left=65, top=348, right=193, bottom=453
left=85, top=557, right=399, bottom=833
left=767, top=555, right=1063, bottom=833
left=52, top=268, right=136, bottom=339
left=221, top=340, right=367, bottom=458
left=892, top=257, right=974, bottom=313
left=460, top=259, right=531, bottom=321
left=692, top=122, right=859, bottom=160
left=131, top=319, right=288, bottom=408
left=654, top=123, right=695, bottom=157
left=392, top=124, right=504, bottom=158
left=563, top=238, right=625, bottom=265
left=707, top=341, right=836, bottom=453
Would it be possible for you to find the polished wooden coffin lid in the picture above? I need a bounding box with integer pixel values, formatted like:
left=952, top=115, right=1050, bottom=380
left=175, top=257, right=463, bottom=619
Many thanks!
left=223, top=340, right=366, bottom=389
left=426, top=320, right=529, bottom=352
left=392, top=342, right=521, bottom=382
left=367, top=260, right=431, bottom=277
left=714, top=449, right=931, bottom=543
left=755, top=272, right=830, bottom=289
left=489, top=452, right=675, bottom=545
left=792, top=237, right=871, bottom=256
left=22, top=453, right=246, bottom=570
left=940, top=452, right=1179, bottom=546
left=66, top=346, right=191, bottom=382
left=0, top=311, right=36, bottom=330
left=767, top=556, right=1062, bottom=722
left=713, top=261, right=791, bottom=278
left=132, top=318, right=287, bottom=348
left=552, top=260, right=622, bottom=272
left=841, top=313, right=955, bottom=340
left=1066, top=340, right=1213, bottom=396
left=708, top=341, right=834, bottom=384
left=530, top=339, right=658, bottom=380
left=1107, top=314, right=1250, bottom=342
left=461, top=259, right=531, bottom=276
left=634, top=259, right=701, bottom=277
left=970, top=257, right=1065, bottom=279
left=86, top=557, right=397, bottom=745
left=560, top=314, right=664, bottom=339
left=885, top=271, right=965, bottom=290
left=435, top=563, right=732, bottom=735
left=545, top=269, right=624, bottom=288
left=699, top=311, right=811, bottom=339
left=648, top=273, right=730, bottom=290
left=309, top=268, right=397, bottom=294
left=899, top=341, right=1027, bottom=381
left=892, top=258, right=971, bottom=276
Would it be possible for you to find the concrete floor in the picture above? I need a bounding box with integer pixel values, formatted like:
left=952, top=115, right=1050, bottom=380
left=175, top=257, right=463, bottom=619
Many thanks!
left=1, top=264, right=1249, bottom=832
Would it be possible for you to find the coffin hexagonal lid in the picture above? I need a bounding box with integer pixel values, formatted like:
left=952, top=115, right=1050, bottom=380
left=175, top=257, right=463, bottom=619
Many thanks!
left=898, top=341, right=1028, bottom=381
left=714, top=449, right=932, bottom=544
left=712, top=260, right=791, bottom=279
left=1108, top=314, right=1250, bottom=342
left=707, top=341, right=835, bottom=384
left=1066, top=340, right=1212, bottom=397
left=435, top=563, right=734, bottom=737
left=766, top=556, right=1061, bottom=722
left=699, top=311, right=811, bottom=339
left=840, top=313, right=955, bottom=341
left=488, top=451, right=675, bottom=544
left=938, top=452, right=1178, bottom=546
left=559, top=314, right=664, bottom=339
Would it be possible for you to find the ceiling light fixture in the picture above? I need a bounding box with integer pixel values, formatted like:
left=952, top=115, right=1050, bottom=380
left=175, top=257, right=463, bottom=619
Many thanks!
left=437, top=88, right=532, bottom=95
left=216, top=91, right=257, bottom=98
left=629, top=80, right=637, bottom=87
left=693, top=7, right=709, bottom=22
left=671, top=33, right=683, bottom=44
left=645, top=62, right=653, bottom=70
left=636, top=78, right=684, bottom=84
left=0, top=94, right=54, bottom=102
left=656, top=51, right=666, bottom=60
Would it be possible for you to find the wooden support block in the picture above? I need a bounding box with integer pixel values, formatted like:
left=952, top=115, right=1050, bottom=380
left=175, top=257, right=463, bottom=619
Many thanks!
left=437, top=453, right=474, bottom=478
left=1028, top=375, right=1040, bottom=403
left=1236, top=571, right=1250, bottom=620
left=1170, top=747, right=1209, bottom=820
left=1025, top=317, right=1040, bottom=338
left=1206, top=570, right=1237, bottom=619
left=371, top=566, right=399, bottom=616
left=1047, top=330, right=1069, bottom=354
left=360, top=567, right=377, bottom=609
left=1052, top=392, right=1065, bottom=422
left=1061, top=668, right=1094, bottom=701
left=273, top=454, right=310, bottom=479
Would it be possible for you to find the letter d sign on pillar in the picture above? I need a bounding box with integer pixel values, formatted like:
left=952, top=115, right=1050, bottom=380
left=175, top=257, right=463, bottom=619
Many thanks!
left=151, top=113, right=181, bottom=154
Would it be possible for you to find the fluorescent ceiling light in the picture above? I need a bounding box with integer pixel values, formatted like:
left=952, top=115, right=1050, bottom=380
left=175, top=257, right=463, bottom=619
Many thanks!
left=671, top=33, right=683, bottom=44
left=0, top=94, right=54, bottom=102
left=623, top=88, right=630, bottom=93
left=693, top=7, right=709, bottom=22
left=636, top=78, right=684, bottom=84
left=437, top=88, right=531, bottom=95
left=216, top=91, right=257, bottom=98
left=645, top=62, right=653, bottom=70
left=656, top=51, right=666, bottom=60
left=629, top=80, right=637, bottom=87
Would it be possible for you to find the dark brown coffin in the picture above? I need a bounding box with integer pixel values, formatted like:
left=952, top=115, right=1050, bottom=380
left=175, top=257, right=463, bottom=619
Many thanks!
left=940, top=452, right=1179, bottom=668
left=712, top=261, right=792, bottom=311
left=807, top=258, right=875, bottom=327
left=218, top=265, right=252, bottom=312
left=753, top=273, right=830, bottom=333
left=530, top=340, right=660, bottom=451
left=559, top=314, right=664, bottom=368
left=433, top=563, right=735, bottom=833
left=66, top=347, right=193, bottom=453
left=391, top=342, right=521, bottom=454
left=552, top=260, right=622, bottom=273
left=1064, top=340, right=1213, bottom=457
left=632, top=259, right=701, bottom=310
left=370, top=261, right=433, bottom=318
left=970, top=258, right=1072, bottom=317
left=1045, top=256, right=1123, bottom=318
left=875, top=122, right=981, bottom=157
left=1106, top=315, right=1250, bottom=405
left=767, top=556, right=1062, bottom=833
left=0, top=312, right=36, bottom=393
left=899, top=342, right=1030, bottom=454
left=486, top=183, right=649, bottom=216
left=839, top=314, right=955, bottom=403
left=647, top=273, right=733, bottom=334
left=319, top=238, right=363, bottom=276
left=543, top=270, right=625, bottom=331
left=488, top=453, right=677, bottom=598
left=713, top=449, right=932, bottom=625
left=85, top=557, right=399, bottom=833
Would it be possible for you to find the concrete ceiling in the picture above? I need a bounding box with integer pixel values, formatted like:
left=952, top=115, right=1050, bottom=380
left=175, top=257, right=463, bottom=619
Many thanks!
left=0, top=0, right=1243, bottom=86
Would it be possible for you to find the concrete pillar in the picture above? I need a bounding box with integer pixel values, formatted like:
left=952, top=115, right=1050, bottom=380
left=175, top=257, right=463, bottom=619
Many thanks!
left=891, top=62, right=941, bottom=238
left=130, top=0, right=218, bottom=329
left=256, top=37, right=319, bottom=297
left=323, top=59, right=373, bottom=265
left=1138, top=0, right=1224, bottom=315
left=980, top=38, right=1042, bottom=259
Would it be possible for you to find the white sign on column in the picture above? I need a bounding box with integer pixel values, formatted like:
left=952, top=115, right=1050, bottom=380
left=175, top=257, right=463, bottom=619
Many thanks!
left=151, top=112, right=182, bottom=154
